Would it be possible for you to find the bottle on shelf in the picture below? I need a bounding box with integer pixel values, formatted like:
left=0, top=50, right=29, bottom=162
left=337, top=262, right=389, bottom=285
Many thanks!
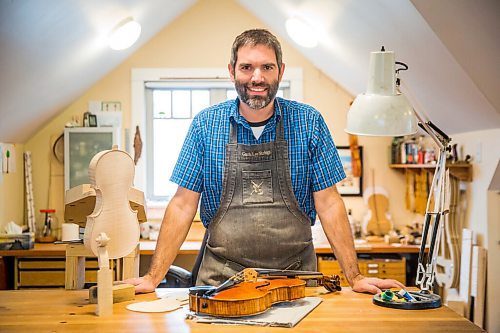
left=417, top=135, right=425, bottom=164
left=36, top=209, right=58, bottom=243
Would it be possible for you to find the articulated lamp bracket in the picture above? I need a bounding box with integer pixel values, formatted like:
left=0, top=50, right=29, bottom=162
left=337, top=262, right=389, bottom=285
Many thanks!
left=373, top=116, right=450, bottom=310
left=348, top=47, right=451, bottom=309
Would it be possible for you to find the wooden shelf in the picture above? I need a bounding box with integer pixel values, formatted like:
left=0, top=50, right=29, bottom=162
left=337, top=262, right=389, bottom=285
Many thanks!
left=389, top=163, right=472, bottom=182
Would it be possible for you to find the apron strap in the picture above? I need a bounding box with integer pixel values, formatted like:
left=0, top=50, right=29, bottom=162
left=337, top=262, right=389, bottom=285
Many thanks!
left=276, top=100, right=284, bottom=141
left=229, top=119, right=238, bottom=144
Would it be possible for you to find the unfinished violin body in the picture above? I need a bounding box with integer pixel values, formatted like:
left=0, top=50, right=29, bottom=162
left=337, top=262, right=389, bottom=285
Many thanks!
left=83, top=145, right=140, bottom=259
left=188, top=268, right=341, bottom=317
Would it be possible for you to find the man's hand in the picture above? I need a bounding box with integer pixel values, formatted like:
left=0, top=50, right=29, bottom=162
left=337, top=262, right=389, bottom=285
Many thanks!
left=351, top=274, right=405, bottom=294
left=124, top=187, right=200, bottom=295
left=123, top=275, right=157, bottom=294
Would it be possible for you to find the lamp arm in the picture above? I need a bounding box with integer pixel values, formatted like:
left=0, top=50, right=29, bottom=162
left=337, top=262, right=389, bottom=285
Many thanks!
left=413, top=109, right=451, bottom=291
left=413, top=111, right=448, bottom=150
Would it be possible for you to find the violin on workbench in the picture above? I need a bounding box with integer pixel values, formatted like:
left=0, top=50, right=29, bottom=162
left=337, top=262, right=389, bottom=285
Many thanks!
left=189, top=268, right=341, bottom=317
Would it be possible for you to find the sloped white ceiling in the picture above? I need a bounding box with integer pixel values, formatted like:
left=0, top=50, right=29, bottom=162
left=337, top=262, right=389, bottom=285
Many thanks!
left=0, top=0, right=498, bottom=143
left=0, top=0, right=196, bottom=143
left=237, top=0, right=500, bottom=134
left=411, top=0, right=500, bottom=118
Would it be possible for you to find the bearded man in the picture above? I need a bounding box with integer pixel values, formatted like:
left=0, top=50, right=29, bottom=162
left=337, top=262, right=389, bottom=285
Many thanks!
left=126, top=29, right=404, bottom=295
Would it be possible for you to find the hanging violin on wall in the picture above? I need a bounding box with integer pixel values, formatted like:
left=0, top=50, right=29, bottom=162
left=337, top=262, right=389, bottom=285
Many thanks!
left=189, top=268, right=341, bottom=317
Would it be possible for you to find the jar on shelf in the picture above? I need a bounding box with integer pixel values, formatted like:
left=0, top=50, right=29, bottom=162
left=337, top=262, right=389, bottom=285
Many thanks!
left=36, top=209, right=58, bottom=243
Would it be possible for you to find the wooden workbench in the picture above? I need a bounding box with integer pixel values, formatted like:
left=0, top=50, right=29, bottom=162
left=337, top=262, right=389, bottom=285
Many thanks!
left=0, top=220, right=425, bottom=256
left=0, top=240, right=423, bottom=257
left=0, top=222, right=426, bottom=289
left=0, top=287, right=483, bottom=332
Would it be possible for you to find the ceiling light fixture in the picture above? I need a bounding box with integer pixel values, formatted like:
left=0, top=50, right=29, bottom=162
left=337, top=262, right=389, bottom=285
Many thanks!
left=285, top=17, right=318, bottom=48
left=108, top=17, right=141, bottom=51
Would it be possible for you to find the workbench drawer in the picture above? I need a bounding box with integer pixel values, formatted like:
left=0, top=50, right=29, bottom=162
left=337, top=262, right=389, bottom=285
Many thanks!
left=18, top=260, right=66, bottom=269
left=317, top=257, right=348, bottom=286
left=18, top=270, right=97, bottom=287
left=15, top=257, right=110, bottom=289
left=318, top=256, right=406, bottom=286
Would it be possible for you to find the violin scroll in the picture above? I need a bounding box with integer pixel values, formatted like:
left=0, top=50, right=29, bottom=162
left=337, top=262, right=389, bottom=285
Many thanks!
left=321, top=274, right=342, bottom=292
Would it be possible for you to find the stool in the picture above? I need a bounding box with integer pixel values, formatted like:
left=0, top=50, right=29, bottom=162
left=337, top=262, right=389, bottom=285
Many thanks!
left=65, top=243, right=140, bottom=290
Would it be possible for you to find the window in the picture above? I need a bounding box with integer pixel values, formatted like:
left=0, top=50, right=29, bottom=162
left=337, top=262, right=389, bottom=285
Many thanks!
left=145, top=83, right=286, bottom=201
left=131, top=68, right=302, bottom=204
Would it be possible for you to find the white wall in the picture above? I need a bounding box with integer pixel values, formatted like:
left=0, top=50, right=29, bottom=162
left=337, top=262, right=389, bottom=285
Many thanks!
left=452, top=128, right=500, bottom=245
left=452, top=128, right=500, bottom=332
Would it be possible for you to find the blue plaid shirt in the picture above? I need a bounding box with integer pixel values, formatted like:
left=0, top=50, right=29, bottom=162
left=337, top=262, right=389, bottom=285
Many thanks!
left=170, top=97, right=346, bottom=227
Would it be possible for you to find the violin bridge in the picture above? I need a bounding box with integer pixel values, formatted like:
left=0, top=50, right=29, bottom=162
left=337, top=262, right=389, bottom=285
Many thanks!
left=241, top=268, right=258, bottom=282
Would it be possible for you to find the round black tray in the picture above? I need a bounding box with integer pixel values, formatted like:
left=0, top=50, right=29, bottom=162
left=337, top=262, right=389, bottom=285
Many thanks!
left=373, top=290, right=441, bottom=310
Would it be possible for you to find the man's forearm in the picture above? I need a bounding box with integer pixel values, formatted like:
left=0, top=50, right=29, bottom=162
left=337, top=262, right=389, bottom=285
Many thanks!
left=324, top=216, right=362, bottom=285
left=146, top=188, right=199, bottom=285
left=314, top=187, right=362, bottom=286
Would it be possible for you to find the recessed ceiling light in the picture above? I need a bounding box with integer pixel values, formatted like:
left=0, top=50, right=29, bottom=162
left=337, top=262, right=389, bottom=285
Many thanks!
left=108, top=17, right=141, bottom=50
left=285, top=17, right=318, bottom=48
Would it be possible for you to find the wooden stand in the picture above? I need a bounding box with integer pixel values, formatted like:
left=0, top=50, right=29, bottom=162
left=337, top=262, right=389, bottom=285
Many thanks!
left=65, top=243, right=139, bottom=290
left=95, top=233, right=112, bottom=316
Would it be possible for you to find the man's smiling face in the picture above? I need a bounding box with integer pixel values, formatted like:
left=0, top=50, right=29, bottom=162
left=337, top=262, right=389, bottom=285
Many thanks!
left=230, top=44, right=283, bottom=110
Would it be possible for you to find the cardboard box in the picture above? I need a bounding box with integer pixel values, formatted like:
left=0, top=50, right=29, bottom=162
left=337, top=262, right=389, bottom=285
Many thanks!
left=0, top=233, right=34, bottom=250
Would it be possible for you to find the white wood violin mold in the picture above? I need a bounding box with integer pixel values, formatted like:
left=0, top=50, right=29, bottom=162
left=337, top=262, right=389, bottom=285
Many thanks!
left=65, top=145, right=143, bottom=316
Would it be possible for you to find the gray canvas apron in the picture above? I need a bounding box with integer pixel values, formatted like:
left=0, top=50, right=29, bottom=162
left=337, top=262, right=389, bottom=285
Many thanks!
left=196, top=104, right=316, bottom=286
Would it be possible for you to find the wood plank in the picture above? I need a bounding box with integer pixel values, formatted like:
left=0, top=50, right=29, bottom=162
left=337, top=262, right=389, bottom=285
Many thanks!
left=460, top=228, right=474, bottom=319
left=389, top=163, right=472, bottom=182
left=471, top=246, right=486, bottom=328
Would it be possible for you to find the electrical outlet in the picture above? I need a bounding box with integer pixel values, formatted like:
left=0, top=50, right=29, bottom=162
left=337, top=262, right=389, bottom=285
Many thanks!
left=101, top=101, right=122, bottom=112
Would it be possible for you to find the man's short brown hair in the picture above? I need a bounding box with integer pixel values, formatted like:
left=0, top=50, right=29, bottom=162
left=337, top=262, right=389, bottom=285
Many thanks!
left=230, top=29, right=283, bottom=74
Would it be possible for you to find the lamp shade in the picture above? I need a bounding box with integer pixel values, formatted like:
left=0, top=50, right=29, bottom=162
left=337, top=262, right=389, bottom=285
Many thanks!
left=345, top=50, right=417, bottom=136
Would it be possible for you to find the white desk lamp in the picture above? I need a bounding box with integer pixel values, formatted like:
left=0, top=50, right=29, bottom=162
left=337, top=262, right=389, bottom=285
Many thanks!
left=346, top=47, right=450, bottom=309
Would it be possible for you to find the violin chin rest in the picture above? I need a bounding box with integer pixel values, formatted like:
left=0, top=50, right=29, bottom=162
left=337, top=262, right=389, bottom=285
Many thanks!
left=189, top=285, right=217, bottom=297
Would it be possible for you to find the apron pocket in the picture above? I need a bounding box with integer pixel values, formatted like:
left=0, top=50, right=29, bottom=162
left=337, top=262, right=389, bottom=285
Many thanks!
left=242, top=170, right=273, bottom=204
